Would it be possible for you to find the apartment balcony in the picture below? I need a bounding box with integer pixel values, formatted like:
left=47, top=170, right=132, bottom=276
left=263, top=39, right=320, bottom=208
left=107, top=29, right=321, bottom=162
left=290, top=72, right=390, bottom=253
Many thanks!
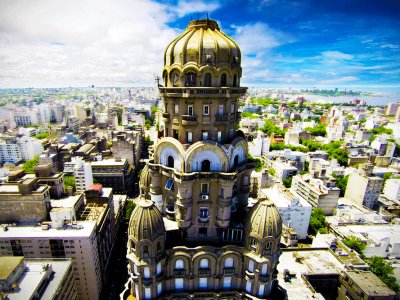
left=215, top=114, right=229, bottom=125
left=159, top=87, right=247, bottom=98
left=223, top=268, right=236, bottom=275
left=173, top=269, right=186, bottom=277
left=162, top=112, right=170, bottom=123
left=182, top=115, right=198, bottom=126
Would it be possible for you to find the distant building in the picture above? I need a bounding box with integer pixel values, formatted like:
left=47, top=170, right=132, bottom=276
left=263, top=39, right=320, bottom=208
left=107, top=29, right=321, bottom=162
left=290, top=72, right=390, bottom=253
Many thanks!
left=383, top=179, right=400, bottom=201
left=70, top=157, right=93, bottom=193
left=291, top=174, right=340, bottom=215
left=386, top=102, right=400, bottom=116
left=0, top=256, right=77, bottom=300
left=345, top=164, right=384, bottom=209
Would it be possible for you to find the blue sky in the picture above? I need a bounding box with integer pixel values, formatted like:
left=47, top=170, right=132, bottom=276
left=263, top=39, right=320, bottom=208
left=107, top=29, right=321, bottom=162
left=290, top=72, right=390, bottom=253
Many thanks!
left=0, top=0, right=399, bottom=89
left=161, top=0, right=400, bottom=89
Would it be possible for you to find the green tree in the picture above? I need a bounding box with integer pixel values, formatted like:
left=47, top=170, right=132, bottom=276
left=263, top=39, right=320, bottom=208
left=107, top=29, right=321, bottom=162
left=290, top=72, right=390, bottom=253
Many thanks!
left=282, top=177, right=292, bottom=188
left=308, top=208, right=327, bottom=235
left=34, top=131, right=49, bottom=139
left=366, top=256, right=400, bottom=293
left=305, top=124, right=327, bottom=137
left=64, top=176, right=76, bottom=192
left=269, top=168, right=276, bottom=176
left=125, top=199, right=136, bottom=221
left=369, top=126, right=393, bottom=135
left=261, top=119, right=286, bottom=136
left=343, top=236, right=366, bottom=254
left=333, top=175, right=349, bottom=197
left=22, top=155, right=39, bottom=173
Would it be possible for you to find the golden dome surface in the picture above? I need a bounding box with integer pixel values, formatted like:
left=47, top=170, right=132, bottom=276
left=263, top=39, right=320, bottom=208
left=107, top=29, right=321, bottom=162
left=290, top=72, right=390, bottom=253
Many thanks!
left=246, top=199, right=282, bottom=239
left=128, top=198, right=165, bottom=241
left=164, top=19, right=241, bottom=70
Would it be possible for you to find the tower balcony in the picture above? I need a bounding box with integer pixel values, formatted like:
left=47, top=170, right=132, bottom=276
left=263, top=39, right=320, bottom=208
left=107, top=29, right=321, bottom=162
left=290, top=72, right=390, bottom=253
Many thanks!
left=182, top=115, right=198, bottom=126
left=159, top=87, right=247, bottom=98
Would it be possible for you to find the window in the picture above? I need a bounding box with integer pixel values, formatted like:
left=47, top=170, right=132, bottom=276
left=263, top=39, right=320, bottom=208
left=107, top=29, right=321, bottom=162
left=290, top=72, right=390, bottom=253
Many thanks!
left=175, top=259, right=184, bottom=269
left=248, top=260, right=254, bottom=272
left=250, top=238, right=257, bottom=251
left=221, top=74, right=227, bottom=87
left=219, top=187, right=224, bottom=198
left=199, top=207, right=209, bottom=219
left=175, top=278, right=184, bottom=290
left=174, top=104, right=179, bottom=114
left=224, top=257, right=234, bottom=268
left=197, top=278, right=207, bottom=289
left=201, top=183, right=209, bottom=194
left=199, top=227, right=207, bottom=237
left=203, top=105, right=209, bottom=115
left=201, top=160, right=210, bottom=172
left=145, top=287, right=151, bottom=299
left=200, top=258, right=209, bottom=269
left=246, top=281, right=252, bottom=293
left=173, top=129, right=178, bottom=139
left=231, top=103, right=235, bottom=113
left=259, top=284, right=265, bottom=297
left=186, top=131, right=192, bottom=143
left=204, top=73, right=211, bottom=87
left=217, top=131, right=222, bottom=143
left=167, top=156, right=174, bottom=168
left=157, top=283, right=162, bottom=296
left=187, top=105, right=193, bottom=116
left=202, top=130, right=208, bottom=141
left=157, top=262, right=162, bottom=275
left=166, top=201, right=175, bottom=213
left=143, top=246, right=149, bottom=258
left=144, top=267, right=150, bottom=278
left=185, top=72, right=196, bottom=86
left=261, top=264, right=268, bottom=275
left=223, top=277, right=232, bottom=289
left=233, top=74, right=237, bottom=87
left=218, top=105, right=224, bottom=115
left=165, top=178, right=174, bottom=190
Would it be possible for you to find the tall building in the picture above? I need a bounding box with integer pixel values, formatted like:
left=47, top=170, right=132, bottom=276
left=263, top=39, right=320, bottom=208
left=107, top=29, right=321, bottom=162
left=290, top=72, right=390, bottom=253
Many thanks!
left=383, top=179, right=400, bottom=201
left=125, top=19, right=282, bottom=300
left=386, top=102, right=400, bottom=116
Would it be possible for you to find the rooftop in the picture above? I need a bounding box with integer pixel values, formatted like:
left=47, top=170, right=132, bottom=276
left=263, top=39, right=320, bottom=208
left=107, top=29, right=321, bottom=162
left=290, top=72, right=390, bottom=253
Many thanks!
left=0, top=256, right=23, bottom=280
left=91, top=158, right=126, bottom=166
left=345, top=270, right=396, bottom=296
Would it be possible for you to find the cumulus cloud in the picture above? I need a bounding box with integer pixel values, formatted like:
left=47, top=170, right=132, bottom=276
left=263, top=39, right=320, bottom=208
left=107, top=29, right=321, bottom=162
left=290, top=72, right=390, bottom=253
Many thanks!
left=168, top=0, right=221, bottom=18
left=0, top=0, right=218, bottom=88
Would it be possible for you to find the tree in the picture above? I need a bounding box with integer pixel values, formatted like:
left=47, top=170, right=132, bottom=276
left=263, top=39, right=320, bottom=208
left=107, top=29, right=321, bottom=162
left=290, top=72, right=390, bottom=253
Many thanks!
left=34, top=131, right=49, bottom=139
left=22, top=155, right=39, bottom=173
left=369, top=126, right=393, bottom=135
left=282, top=177, right=292, bottom=188
left=305, top=124, right=327, bottom=137
left=261, top=120, right=286, bottom=136
left=343, top=236, right=366, bottom=254
left=269, top=168, right=276, bottom=176
left=64, top=176, right=76, bottom=192
left=366, top=256, right=400, bottom=293
left=125, top=199, right=136, bottom=221
left=333, top=175, right=349, bottom=197
left=308, top=208, right=327, bottom=235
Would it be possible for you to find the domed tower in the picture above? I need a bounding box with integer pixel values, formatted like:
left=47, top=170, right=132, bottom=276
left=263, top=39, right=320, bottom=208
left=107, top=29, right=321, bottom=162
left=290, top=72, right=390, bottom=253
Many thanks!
left=244, top=199, right=282, bottom=298
left=127, top=199, right=166, bottom=299
left=147, top=18, right=253, bottom=242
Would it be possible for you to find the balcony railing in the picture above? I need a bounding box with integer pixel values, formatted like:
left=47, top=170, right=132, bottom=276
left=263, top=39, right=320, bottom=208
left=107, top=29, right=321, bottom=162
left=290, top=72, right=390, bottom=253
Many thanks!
left=215, top=114, right=229, bottom=124
left=159, top=87, right=247, bottom=98
left=173, top=269, right=186, bottom=276
left=182, top=115, right=198, bottom=126
left=198, top=216, right=210, bottom=223
left=198, top=268, right=211, bottom=275
left=259, top=274, right=269, bottom=282
left=223, top=267, right=235, bottom=275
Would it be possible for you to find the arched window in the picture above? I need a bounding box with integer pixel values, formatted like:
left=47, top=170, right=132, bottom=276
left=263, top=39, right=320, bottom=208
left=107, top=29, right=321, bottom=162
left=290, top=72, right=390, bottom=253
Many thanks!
left=233, top=75, right=237, bottom=87
left=185, top=72, right=196, bottom=86
left=248, top=260, right=254, bottom=273
left=175, top=259, right=184, bottom=269
left=221, top=73, right=227, bottom=87
left=144, top=267, right=150, bottom=278
left=201, top=160, right=211, bottom=172
left=167, top=156, right=174, bottom=168
left=143, top=245, right=149, bottom=258
left=224, top=257, right=234, bottom=268
left=157, top=241, right=163, bottom=256
left=200, top=258, right=209, bottom=269
left=234, top=155, right=239, bottom=168
left=250, top=238, right=257, bottom=251
left=204, top=73, right=211, bottom=87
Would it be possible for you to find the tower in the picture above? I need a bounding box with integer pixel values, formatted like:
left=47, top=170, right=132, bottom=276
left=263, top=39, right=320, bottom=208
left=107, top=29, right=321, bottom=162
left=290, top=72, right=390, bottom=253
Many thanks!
left=127, top=18, right=282, bottom=300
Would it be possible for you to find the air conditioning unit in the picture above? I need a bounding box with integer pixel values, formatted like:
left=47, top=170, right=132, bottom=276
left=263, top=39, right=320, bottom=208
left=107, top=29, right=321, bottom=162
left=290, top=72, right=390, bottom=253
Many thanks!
left=201, top=195, right=209, bottom=200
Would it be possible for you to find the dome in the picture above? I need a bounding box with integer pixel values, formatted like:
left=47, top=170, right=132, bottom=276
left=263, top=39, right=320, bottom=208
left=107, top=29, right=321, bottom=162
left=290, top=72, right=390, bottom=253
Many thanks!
left=128, top=198, right=165, bottom=241
left=163, top=19, right=242, bottom=88
left=246, top=199, right=282, bottom=239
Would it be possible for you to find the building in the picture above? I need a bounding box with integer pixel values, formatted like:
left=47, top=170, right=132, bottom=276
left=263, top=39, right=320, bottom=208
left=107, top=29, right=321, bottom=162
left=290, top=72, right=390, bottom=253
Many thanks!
left=383, top=179, right=400, bottom=201
left=124, top=19, right=282, bottom=300
left=345, top=164, right=384, bottom=209
left=91, top=158, right=133, bottom=195
left=268, top=159, right=298, bottom=181
left=0, top=222, right=102, bottom=299
left=70, top=157, right=93, bottom=194
left=262, top=185, right=312, bottom=239
left=291, top=174, right=340, bottom=215
left=386, top=102, right=400, bottom=116
left=0, top=256, right=77, bottom=300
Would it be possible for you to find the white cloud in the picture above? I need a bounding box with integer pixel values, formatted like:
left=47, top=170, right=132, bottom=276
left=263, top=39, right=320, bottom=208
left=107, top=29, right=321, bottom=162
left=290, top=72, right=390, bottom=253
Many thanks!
left=320, top=76, right=359, bottom=84
left=168, top=0, right=221, bottom=18
left=322, top=51, right=353, bottom=60
left=0, top=0, right=219, bottom=88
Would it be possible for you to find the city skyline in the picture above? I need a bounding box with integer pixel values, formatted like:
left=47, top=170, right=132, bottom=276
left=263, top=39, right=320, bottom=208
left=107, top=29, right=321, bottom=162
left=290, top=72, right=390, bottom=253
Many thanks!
left=0, top=0, right=399, bottom=89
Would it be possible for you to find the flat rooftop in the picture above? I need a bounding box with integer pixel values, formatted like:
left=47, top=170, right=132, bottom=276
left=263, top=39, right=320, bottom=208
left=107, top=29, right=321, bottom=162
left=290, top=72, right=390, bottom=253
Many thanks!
left=346, top=271, right=396, bottom=296
left=51, top=194, right=83, bottom=208
left=277, top=249, right=346, bottom=300
left=0, top=222, right=96, bottom=239
left=91, top=158, right=126, bottom=166
left=0, top=256, right=24, bottom=280
left=262, top=187, right=311, bottom=208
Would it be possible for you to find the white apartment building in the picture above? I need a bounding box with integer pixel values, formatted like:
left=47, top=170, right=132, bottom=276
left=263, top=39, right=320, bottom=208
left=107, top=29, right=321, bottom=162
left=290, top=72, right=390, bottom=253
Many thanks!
left=248, top=131, right=270, bottom=158
left=0, top=222, right=102, bottom=300
left=383, top=179, right=400, bottom=201
left=64, top=157, right=93, bottom=193
left=291, top=174, right=340, bottom=215
left=0, top=140, right=21, bottom=164
left=269, top=159, right=298, bottom=181
left=345, top=169, right=384, bottom=209
left=18, top=136, right=44, bottom=161
left=262, top=186, right=312, bottom=239
left=13, top=108, right=39, bottom=127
